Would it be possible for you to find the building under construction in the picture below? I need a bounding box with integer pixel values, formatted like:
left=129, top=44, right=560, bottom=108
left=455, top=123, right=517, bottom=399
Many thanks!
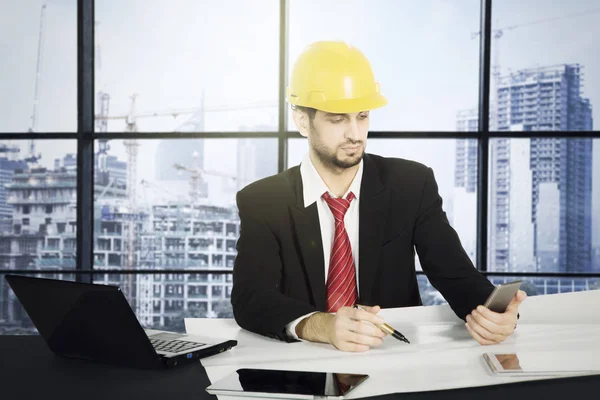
left=94, top=199, right=239, bottom=330
left=490, top=64, right=593, bottom=274
left=0, top=156, right=78, bottom=332
left=495, top=64, right=592, bottom=132
left=0, top=147, right=239, bottom=333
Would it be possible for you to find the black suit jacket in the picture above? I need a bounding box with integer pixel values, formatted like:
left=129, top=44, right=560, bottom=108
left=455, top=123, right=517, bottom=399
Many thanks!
left=231, top=153, right=494, bottom=341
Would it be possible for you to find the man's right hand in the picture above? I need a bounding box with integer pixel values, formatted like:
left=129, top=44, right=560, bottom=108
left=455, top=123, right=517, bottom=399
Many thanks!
left=295, top=305, right=387, bottom=352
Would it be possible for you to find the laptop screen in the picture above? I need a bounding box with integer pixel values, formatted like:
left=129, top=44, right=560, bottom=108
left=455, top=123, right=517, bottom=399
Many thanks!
left=5, top=275, right=161, bottom=368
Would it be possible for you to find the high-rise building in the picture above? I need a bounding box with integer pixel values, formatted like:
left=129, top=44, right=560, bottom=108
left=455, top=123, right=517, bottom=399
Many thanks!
left=507, top=137, right=536, bottom=271
left=95, top=154, right=126, bottom=186
left=455, top=109, right=478, bottom=194
left=490, top=64, right=593, bottom=273
left=60, top=153, right=77, bottom=172
left=531, top=138, right=592, bottom=273
left=95, top=152, right=128, bottom=208
left=453, top=109, right=479, bottom=265
left=496, top=65, right=592, bottom=132
left=488, top=132, right=536, bottom=273
left=592, top=142, right=600, bottom=269
left=536, top=181, right=560, bottom=271
left=456, top=108, right=479, bottom=133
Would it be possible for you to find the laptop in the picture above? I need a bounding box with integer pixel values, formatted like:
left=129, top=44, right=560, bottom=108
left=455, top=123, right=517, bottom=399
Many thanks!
left=4, top=274, right=237, bottom=369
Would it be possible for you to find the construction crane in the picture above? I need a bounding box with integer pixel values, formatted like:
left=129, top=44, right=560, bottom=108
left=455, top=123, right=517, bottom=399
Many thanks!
left=96, top=93, right=275, bottom=227
left=173, top=151, right=237, bottom=203
left=95, top=89, right=111, bottom=182
left=123, top=94, right=141, bottom=278
left=95, top=94, right=274, bottom=284
left=94, top=98, right=276, bottom=127
left=140, top=179, right=181, bottom=202
left=25, top=2, right=47, bottom=165
left=94, top=177, right=116, bottom=201
left=86, top=22, right=272, bottom=302
left=94, top=91, right=273, bottom=199
left=95, top=19, right=112, bottom=181
left=472, top=7, right=600, bottom=80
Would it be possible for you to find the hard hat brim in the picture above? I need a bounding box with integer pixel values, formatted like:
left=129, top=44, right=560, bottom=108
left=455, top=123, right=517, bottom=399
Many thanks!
left=289, top=93, right=388, bottom=114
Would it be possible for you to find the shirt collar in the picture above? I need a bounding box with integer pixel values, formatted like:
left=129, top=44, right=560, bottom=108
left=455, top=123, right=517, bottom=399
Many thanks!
left=300, top=152, right=363, bottom=207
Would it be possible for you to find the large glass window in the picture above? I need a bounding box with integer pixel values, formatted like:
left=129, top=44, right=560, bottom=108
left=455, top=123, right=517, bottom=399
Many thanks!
left=2, top=1, right=599, bottom=337
left=94, top=0, right=279, bottom=133
left=0, top=1, right=76, bottom=132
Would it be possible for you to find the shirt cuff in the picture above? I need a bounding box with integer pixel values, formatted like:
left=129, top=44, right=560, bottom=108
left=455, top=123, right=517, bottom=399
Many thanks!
left=285, top=311, right=319, bottom=341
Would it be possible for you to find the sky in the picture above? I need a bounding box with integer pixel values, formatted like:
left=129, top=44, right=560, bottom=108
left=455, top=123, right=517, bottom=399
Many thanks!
left=0, top=0, right=599, bottom=250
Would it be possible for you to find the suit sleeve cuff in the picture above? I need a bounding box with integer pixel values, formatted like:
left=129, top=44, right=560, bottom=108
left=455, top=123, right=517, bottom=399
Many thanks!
left=285, top=311, right=319, bottom=341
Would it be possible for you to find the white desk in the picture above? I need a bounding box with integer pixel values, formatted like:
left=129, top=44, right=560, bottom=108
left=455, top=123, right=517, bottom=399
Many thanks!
left=186, top=289, right=600, bottom=398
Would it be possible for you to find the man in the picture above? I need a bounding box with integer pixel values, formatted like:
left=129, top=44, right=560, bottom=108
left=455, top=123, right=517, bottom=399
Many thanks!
left=231, top=41, right=526, bottom=352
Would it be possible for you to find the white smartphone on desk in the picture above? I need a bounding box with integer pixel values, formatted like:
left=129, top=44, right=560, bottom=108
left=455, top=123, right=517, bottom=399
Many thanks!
left=484, top=280, right=522, bottom=313
left=206, top=368, right=369, bottom=399
left=483, top=352, right=600, bottom=377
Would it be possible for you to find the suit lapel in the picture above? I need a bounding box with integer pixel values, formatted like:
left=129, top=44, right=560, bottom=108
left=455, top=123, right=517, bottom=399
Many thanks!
left=358, top=154, right=390, bottom=305
left=289, top=167, right=327, bottom=311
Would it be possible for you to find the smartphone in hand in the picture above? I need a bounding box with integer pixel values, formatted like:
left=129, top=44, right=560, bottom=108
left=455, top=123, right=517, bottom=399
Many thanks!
left=484, top=280, right=522, bottom=313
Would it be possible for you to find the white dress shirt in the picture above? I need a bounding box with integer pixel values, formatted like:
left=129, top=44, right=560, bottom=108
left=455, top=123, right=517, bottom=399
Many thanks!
left=285, top=153, right=363, bottom=340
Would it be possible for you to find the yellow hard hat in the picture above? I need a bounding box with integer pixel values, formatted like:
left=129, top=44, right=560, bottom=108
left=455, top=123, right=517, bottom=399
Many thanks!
left=286, top=41, right=387, bottom=114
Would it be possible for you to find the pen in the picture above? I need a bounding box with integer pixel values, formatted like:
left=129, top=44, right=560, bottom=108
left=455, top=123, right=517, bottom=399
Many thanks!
left=354, top=305, right=410, bottom=344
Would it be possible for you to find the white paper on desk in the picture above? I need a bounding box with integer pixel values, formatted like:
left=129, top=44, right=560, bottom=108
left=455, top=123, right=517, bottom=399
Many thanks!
left=186, top=322, right=600, bottom=397
left=517, top=289, right=600, bottom=324
left=186, top=290, right=600, bottom=398
left=374, top=289, right=600, bottom=326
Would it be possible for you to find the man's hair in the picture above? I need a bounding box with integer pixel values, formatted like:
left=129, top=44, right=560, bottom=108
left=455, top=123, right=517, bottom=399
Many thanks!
left=290, top=104, right=317, bottom=121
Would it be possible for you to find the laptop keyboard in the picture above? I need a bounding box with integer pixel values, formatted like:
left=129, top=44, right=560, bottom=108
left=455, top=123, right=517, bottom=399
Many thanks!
left=149, top=338, right=205, bottom=353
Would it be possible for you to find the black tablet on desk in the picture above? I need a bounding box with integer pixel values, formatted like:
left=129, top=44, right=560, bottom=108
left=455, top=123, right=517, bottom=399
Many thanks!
left=206, top=368, right=369, bottom=399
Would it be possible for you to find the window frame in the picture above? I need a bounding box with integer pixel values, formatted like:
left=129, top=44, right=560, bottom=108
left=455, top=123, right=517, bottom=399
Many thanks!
left=0, top=0, right=597, bottom=287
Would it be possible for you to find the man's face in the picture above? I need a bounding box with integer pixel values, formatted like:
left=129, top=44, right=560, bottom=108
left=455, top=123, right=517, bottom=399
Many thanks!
left=296, top=110, right=370, bottom=170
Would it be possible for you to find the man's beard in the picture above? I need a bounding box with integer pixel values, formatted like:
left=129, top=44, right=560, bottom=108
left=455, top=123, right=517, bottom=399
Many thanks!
left=309, top=120, right=365, bottom=170
left=313, top=142, right=364, bottom=170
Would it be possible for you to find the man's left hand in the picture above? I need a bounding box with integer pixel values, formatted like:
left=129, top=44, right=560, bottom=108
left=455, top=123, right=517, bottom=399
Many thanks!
left=465, top=290, right=527, bottom=345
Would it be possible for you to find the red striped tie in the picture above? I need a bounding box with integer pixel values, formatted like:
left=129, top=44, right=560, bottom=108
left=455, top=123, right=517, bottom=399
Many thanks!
left=322, top=191, right=357, bottom=313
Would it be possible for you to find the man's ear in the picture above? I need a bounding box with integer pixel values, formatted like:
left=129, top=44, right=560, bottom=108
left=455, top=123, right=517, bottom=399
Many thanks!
left=292, top=110, right=310, bottom=138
